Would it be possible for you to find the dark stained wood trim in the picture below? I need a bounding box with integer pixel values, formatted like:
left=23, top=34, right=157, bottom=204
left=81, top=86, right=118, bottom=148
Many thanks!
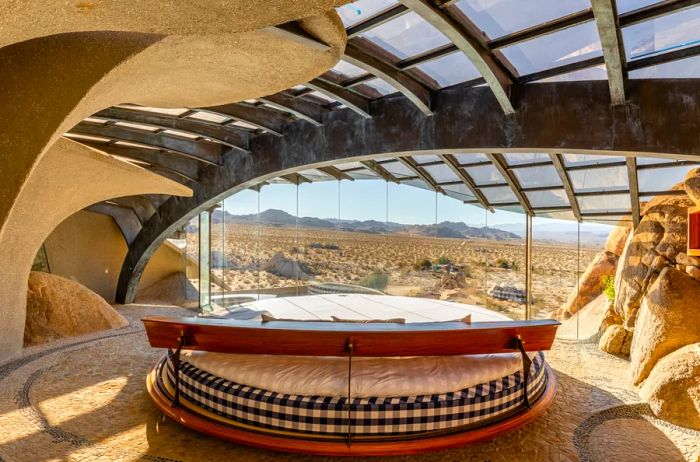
left=591, top=0, right=627, bottom=105
left=68, top=123, right=225, bottom=166
left=400, top=0, right=514, bottom=113
left=307, top=79, right=372, bottom=118
left=549, top=153, right=582, bottom=221
left=259, top=93, right=325, bottom=127
left=142, top=316, right=560, bottom=356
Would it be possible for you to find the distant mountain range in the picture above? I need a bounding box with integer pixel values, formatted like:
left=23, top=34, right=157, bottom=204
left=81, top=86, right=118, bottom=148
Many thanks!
left=492, top=222, right=612, bottom=245
left=212, top=209, right=521, bottom=241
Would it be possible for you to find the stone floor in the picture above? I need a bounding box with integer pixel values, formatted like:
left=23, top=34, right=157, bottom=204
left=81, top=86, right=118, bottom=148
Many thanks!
left=0, top=304, right=698, bottom=462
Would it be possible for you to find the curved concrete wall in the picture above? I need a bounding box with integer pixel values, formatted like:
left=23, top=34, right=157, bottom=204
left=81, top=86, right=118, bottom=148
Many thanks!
left=0, top=138, right=191, bottom=362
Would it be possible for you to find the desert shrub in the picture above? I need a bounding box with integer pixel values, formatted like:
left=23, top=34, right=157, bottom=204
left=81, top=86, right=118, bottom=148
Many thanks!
left=460, top=265, right=472, bottom=278
left=433, top=255, right=451, bottom=265
left=358, top=269, right=390, bottom=290
left=413, top=258, right=432, bottom=271
left=602, top=274, right=615, bottom=302
left=496, top=258, right=517, bottom=270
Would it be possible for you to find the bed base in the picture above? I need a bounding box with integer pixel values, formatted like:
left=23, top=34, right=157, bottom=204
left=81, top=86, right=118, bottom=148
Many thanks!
left=147, top=355, right=557, bottom=456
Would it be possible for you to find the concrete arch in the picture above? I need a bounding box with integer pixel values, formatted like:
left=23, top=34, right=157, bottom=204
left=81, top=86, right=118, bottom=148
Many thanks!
left=0, top=138, right=191, bottom=361
left=116, top=79, right=700, bottom=303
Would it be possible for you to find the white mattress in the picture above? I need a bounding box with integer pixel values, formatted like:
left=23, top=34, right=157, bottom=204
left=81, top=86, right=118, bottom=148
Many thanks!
left=189, top=295, right=529, bottom=398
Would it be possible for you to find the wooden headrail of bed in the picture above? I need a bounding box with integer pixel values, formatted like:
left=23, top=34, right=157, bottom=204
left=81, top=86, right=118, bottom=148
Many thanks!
left=142, top=316, right=560, bottom=357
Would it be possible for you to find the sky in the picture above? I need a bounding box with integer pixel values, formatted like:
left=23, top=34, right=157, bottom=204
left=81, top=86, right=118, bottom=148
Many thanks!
left=223, top=179, right=614, bottom=233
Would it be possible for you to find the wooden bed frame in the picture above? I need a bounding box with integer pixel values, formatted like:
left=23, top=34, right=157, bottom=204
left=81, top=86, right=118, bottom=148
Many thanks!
left=143, top=316, right=560, bottom=456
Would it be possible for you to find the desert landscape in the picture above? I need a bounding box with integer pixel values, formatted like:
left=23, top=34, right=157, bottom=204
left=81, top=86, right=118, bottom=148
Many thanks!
left=188, top=209, right=602, bottom=320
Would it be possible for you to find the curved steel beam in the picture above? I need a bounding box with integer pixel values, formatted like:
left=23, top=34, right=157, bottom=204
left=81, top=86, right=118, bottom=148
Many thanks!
left=116, top=79, right=700, bottom=303
left=400, top=0, right=514, bottom=114
left=591, top=0, right=627, bottom=105
left=306, top=78, right=372, bottom=118
left=485, top=153, right=533, bottom=215
left=344, top=43, right=432, bottom=115
left=549, top=153, right=582, bottom=222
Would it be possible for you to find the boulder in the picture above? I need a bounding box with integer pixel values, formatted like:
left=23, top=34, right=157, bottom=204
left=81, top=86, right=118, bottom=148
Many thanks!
left=605, top=223, right=632, bottom=256
left=629, top=267, right=700, bottom=385
left=264, top=252, right=310, bottom=280
left=684, top=167, right=700, bottom=206
left=136, top=271, right=198, bottom=306
left=639, top=343, right=700, bottom=430
left=614, top=194, right=693, bottom=328
left=599, top=324, right=633, bottom=356
left=24, top=271, right=128, bottom=346
left=557, top=294, right=613, bottom=341
left=560, top=251, right=618, bottom=317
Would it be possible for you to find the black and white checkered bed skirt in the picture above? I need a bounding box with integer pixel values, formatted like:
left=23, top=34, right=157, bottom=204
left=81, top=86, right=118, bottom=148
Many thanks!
left=161, top=352, right=548, bottom=437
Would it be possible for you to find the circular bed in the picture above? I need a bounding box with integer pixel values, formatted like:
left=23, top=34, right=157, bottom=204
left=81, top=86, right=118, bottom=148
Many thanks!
left=146, top=295, right=557, bottom=456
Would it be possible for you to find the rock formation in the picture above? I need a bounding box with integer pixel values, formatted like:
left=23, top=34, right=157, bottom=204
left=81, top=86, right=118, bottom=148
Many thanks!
left=264, top=252, right=311, bottom=280
left=629, top=267, right=700, bottom=385
left=605, top=223, right=632, bottom=256
left=599, top=324, right=633, bottom=356
left=136, top=272, right=199, bottom=307
left=24, top=271, right=128, bottom=346
left=639, top=343, right=700, bottom=430
left=556, top=250, right=618, bottom=318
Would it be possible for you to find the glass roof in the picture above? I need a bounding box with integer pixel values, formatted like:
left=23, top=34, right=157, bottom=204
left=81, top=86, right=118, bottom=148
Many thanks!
left=623, top=5, right=700, bottom=62
left=500, top=21, right=602, bottom=75
left=337, top=0, right=398, bottom=27
left=363, top=78, right=398, bottom=96
left=630, top=54, right=700, bottom=79
left=453, top=0, right=590, bottom=39
left=330, top=60, right=367, bottom=80
left=466, top=164, right=506, bottom=185
left=638, top=164, right=697, bottom=192
left=525, top=189, right=570, bottom=208
left=513, top=165, right=562, bottom=188
left=616, top=0, right=662, bottom=14
left=358, top=11, right=451, bottom=60
left=568, top=165, right=629, bottom=192
left=415, top=51, right=481, bottom=87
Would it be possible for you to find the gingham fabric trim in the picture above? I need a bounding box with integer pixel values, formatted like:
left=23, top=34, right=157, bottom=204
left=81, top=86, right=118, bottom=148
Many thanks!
left=165, top=352, right=547, bottom=436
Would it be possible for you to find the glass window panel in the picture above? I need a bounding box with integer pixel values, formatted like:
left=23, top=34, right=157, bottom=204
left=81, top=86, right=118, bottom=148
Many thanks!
left=402, top=178, right=433, bottom=192
left=331, top=60, right=367, bottom=79
left=454, top=153, right=489, bottom=164
left=221, top=190, right=260, bottom=299
left=638, top=165, right=697, bottom=192
left=442, top=183, right=476, bottom=201
left=481, top=186, right=518, bottom=204
left=454, top=0, right=590, bottom=39
left=297, top=169, right=334, bottom=181
left=630, top=54, right=700, bottom=78
left=513, top=165, right=563, bottom=188
left=578, top=193, right=631, bottom=212
left=562, top=154, right=625, bottom=167
left=423, top=163, right=461, bottom=183
left=363, top=78, right=398, bottom=96
left=416, top=51, right=480, bottom=87
left=336, top=0, right=398, bottom=27
left=500, top=21, right=602, bottom=75
left=358, top=12, right=451, bottom=59
left=335, top=161, right=365, bottom=170
left=465, top=164, right=505, bottom=185
left=503, top=152, right=551, bottom=165
left=537, top=210, right=577, bottom=221
left=188, top=111, right=230, bottom=124
left=534, top=64, right=608, bottom=82
left=347, top=168, right=379, bottom=180
left=617, top=0, right=662, bottom=14
left=623, top=6, right=700, bottom=61
left=525, top=189, right=570, bottom=207
left=382, top=161, right=415, bottom=178
left=199, top=211, right=211, bottom=310
left=413, top=154, right=441, bottom=164
left=569, top=166, right=629, bottom=192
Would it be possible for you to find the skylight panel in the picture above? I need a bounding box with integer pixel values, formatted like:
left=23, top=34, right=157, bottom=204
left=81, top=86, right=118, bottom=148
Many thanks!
left=336, top=0, right=398, bottom=28
left=358, top=11, right=451, bottom=60
left=454, top=0, right=590, bottom=39
left=623, top=5, right=700, bottom=62
left=415, top=51, right=480, bottom=87
left=500, top=21, right=602, bottom=75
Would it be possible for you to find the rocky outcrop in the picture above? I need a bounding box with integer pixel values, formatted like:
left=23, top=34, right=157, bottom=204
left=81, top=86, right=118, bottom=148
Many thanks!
left=599, top=324, right=633, bottom=356
left=605, top=223, right=632, bottom=256
left=629, top=267, right=700, bottom=385
left=136, top=271, right=198, bottom=307
left=264, top=252, right=310, bottom=280
left=558, top=251, right=618, bottom=318
left=24, top=271, right=128, bottom=346
left=639, top=343, right=700, bottom=430
left=614, top=195, right=692, bottom=329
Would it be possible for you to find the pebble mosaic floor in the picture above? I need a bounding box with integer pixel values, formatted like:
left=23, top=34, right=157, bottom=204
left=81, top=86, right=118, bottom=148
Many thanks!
left=0, top=304, right=698, bottom=462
